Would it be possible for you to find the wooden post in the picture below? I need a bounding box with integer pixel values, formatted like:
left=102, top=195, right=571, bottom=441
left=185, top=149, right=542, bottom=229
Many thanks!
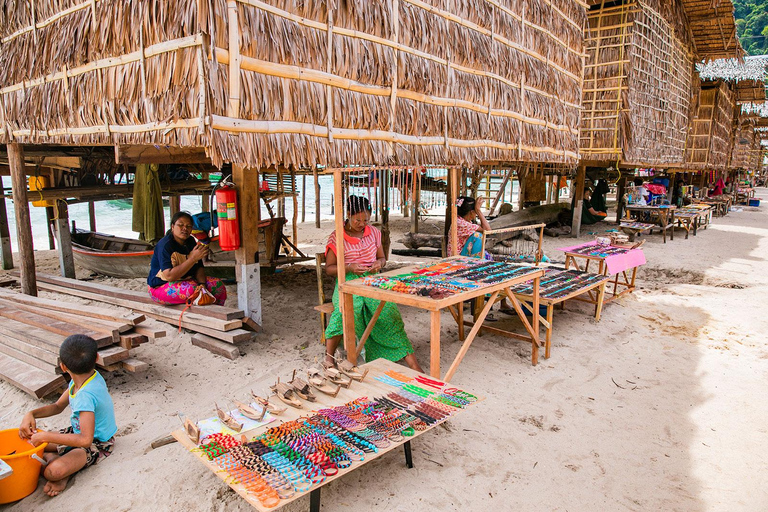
left=572, top=164, right=586, bottom=237
left=0, top=190, right=13, bottom=270
left=291, top=170, right=298, bottom=256
left=446, top=167, right=459, bottom=256
left=233, top=165, right=262, bottom=326
left=201, top=172, right=210, bottom=213
left=333, top=170, right=357, bottom=363
left=615, top=174, right=627, bottom=222
left=403, top=170, right=409, bottom=218
left=169, top=196, right=180, bottom=217
left=54, top=200, right=76, bottom=278
left=301, top=173, right=306, bottom=223
left=88, top=201, right=97, bottom=231
left=410, top=168, right=419, bottom=234
left=44, top=206, right=56, bottom=249
left=314, top=168, right=321, bottom=228
left=7, top=143, right=36, bottom=296
left=518, top=168, right=526, bottom=211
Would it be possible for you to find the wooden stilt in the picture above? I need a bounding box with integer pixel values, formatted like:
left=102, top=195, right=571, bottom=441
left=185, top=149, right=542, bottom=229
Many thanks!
left=202, top=172, right=210, bottom=213
left=88, top=201, right=97, bottom=231
left=410, top=168, right=419, bottom=234
left=0, top=190, right=14, bottom=270
left=615, top=174, right=626, bottom=222
left=291, top=170, right=298, bottom=256
left=314, top=168, right=321, bottom=228
left=7, top=144, right=37, bottom=296
left=571, top=164, right=586, bottom=237
left=233, top=165, right=262, bottom=326
left=54, top=200, right=76, bottom=278
left=45, top=206, right=56, bottom=249
left=301, top=173, right=306, bottom=223
left=169, top=195, right=181, bottom=217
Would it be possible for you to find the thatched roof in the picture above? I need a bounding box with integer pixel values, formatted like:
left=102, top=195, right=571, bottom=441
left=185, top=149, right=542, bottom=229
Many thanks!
left=0, top=0, right=588, bottom=169
left=580, top=0, right=695, bottom=166
left=679, top=0, right=743, bottom=60
left=697, top=56, right=767, bottom=105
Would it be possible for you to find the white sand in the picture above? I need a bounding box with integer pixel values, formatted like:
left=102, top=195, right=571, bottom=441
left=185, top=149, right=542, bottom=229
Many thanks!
left=2, top=196, right=768, bottom=511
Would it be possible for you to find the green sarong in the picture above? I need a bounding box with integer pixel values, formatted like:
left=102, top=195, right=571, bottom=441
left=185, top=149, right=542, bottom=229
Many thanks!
left=324, top=272, right=414, bottom=363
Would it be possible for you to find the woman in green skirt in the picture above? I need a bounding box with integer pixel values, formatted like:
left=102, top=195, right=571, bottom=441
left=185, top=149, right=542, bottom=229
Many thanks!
left=324, top=196, right=424, bottom=373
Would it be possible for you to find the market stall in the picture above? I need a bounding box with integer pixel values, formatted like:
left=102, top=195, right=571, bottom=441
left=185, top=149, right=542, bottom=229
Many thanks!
left=624, top=205, right=677, bottom=243
left=559, top=241, right=646, bottom=303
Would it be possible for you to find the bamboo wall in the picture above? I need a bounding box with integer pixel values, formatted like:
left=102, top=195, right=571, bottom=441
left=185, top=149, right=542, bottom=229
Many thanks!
left=0, top=0, right=588, bottom=169
left=685, top=80, right=736, bottom=170
left=730, top=119, right=760, bottom=170
left=580, top=0, right=695, bottom=166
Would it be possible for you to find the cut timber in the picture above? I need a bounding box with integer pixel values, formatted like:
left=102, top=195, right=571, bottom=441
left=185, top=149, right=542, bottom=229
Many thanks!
left=121, top=358, right=149, bottom=373
left=132, top=325, right=167, bottom=339
left=0, top=337, right=59, bottom=372
left=16, top=272, right=243, bottom=320
left=141, top=310, right=254, bottom=343
left=119, top=333, right=148, bottom=349
left=0, top=278, right=14, bottom=287
left=0, top=305, right=112, bottom=346
left=0, top=352, right=66, bottom=398
left=191, top=334, right=241, bottom=360
left=241, top=317, right=262, bottom=333
left=398, top=232, right=443, bottom=249
left=2, top=318, right=68, bottom=351
left=0, top=289, right=145, bottom=324
left=31, top=281, right=241, bottom=331
left=96, top=347, right=130, bottom=367
left=489, top=203, right=569, bottom=229
left=0, top=297, right=128, bottom=339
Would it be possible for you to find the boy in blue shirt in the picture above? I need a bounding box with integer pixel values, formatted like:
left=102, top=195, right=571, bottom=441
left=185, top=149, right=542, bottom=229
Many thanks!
left=19, top=335, right=117, bottom=497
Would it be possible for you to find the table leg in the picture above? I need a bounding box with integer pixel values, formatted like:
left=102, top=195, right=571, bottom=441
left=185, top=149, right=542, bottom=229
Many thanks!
left=544, top=304, right=553, bottom=359
left=670, top=212, right=674, bottom=241
left=341, top=292, right=357, bottom=363
left=595, top=281, right=606, bottom=321
left=458, top=301, right=465, bottom=341
left=504, top=290, right=542, bottom=366
left=629, top=266, right=638, bottom=289
left=443, top=291, right=499, bottom=381
left=309, top=487, right=321, bottom=512
left=661, top=212, right=667, bottom=243
left=532, top=275, right=540, bottom=359
left=430, top=310, right=441, bottom=379
left=354, top=301, right=386, bottom=361
left=403, top=441, right=414, bottom=469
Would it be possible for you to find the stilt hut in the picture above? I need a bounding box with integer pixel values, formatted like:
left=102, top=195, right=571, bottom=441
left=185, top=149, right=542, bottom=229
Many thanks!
left=684, top=79, right=736, bottom=171
left=1, top=1, right=589, bottom=317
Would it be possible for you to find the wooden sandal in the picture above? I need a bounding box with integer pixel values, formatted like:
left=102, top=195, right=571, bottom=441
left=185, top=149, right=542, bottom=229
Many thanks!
left=289, top=370, right=317, bottom=402
left=250, top=391, right=287, bottom=416
left=270, top=381, right=303, bottom=409
left=233, top=399, right=267, bottom=422
left=215, top=403, right=243, bottom=432
left=321, top=361, right=353, bottom=388
left=334, top=357, right=369, bottom=382
left=307, top=368, right=341, bottom=397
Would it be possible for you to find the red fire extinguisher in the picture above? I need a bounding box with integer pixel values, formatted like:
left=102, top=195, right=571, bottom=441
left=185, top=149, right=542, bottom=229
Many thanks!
left=215, top=183, right=241, bottom=251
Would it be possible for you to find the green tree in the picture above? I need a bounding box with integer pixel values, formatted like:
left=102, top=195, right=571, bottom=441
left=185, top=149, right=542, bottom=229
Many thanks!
left=733, top=0, right=768, bottom=55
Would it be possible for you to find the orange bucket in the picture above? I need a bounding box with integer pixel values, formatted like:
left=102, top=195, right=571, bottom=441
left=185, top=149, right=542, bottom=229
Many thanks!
left=0, top=429, right=47, bottom=504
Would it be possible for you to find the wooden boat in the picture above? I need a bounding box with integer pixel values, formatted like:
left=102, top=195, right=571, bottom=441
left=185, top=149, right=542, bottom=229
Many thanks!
left=71, top=229, right=154, bottom=279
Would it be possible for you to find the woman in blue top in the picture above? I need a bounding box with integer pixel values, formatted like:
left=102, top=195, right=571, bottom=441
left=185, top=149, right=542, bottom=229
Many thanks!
left=147, top=212, right=227, bottom=305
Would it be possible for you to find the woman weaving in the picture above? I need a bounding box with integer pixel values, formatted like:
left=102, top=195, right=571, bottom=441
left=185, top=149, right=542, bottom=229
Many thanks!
left=324, top=196, right=423, bottom=373
left=147, top=212, right=227, bottom=305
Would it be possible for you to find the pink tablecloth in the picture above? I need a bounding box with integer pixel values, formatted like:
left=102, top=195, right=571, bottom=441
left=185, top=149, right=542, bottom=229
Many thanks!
left=558, top=241, right=646, bottom=275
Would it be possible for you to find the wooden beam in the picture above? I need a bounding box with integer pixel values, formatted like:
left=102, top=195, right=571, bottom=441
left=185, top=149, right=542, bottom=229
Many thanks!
left=7, top=144, right=36, bottom=295
left=0, top=352, right=65, bottom=398
left=0, top=188, right=14, bottom=269
left=54, top=200, right=76, bottom=278
left=233, top=165, right=262, bottom=325
left=114, top=145, right=210, bottom=165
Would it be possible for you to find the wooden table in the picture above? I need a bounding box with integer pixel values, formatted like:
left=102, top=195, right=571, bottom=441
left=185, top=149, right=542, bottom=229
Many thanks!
left=619, top=221, right=655, bottom=241
left=469, top=267, right=610, bottom=360
left=680, top=204, right=713, bottom=229
left=693, top=197, right=730, bottom=217
left=560, top=242, right=645, bottom=303
left=624, top=205, right=676, bottom=243
left=171, top=358, right=482, bottom=512
left=340, top=257, right=545, bottom=378
left=671, top=209, right=700, bottom=239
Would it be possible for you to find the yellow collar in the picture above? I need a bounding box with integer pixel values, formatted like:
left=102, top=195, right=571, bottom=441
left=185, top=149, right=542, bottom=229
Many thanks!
left=69, top=371, right=97, bottom=398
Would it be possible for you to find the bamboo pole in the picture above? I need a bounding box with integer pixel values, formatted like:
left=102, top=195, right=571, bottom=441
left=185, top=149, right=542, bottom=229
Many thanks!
left=227, top=0, right=241, bottom=118
left=7, top=143, right=37, bottom=295
left=291, top=170, right=298, bottom=256
left=314, top=167, right=321, bottom=228
left=301, top=174, right=306, bottom=223
left=410, top=168, right=419, bottom=234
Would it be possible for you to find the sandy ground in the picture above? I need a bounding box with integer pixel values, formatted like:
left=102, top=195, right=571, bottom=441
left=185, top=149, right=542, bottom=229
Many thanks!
left=1, top=195, right=768, bottom=512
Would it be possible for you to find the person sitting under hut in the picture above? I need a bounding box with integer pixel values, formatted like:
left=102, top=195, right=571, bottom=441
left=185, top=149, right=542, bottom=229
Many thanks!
left=456, top=196, right=492, bottom=258
left=632, top=177, right=649, bottom=206
left=147, top=211, right=227, bottom=305
left=580, top=188, right=607, bottom=225
left=324, top=195, right=424, bottom=373
left=590, top=179, right=610, bottom=214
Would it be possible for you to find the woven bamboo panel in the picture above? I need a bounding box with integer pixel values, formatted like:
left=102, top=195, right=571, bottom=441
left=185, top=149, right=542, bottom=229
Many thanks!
left=685, top=80, right=736, bottom=170
left=579, top=0, right=694, bottom=166
left=729, top=119, right=760, bottom=170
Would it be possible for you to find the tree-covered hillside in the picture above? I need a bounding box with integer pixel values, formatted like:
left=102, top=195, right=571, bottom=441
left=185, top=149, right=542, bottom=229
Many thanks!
left=734, top=0, right=768, bottom=55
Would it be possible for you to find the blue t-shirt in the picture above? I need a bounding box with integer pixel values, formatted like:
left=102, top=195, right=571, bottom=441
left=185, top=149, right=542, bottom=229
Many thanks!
left=147, top=233, right=203, bottom=288
left=68, top=371, right=118, bottom=443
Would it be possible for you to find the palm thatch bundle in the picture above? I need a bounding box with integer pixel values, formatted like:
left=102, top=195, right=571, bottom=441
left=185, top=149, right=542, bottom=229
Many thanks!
left=1, top=0, right=588, bottom=169
left=579, top=0, right=696, bottom=167
left=679, top=0, right=743, bottom=61
left=685, top=79, right=736, bottom=170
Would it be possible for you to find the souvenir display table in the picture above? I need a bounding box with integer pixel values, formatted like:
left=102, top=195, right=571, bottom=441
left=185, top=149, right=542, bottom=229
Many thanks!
left=680, top=204, right=713, bottom=229
left=619, top=221, right=655, bottom=240
left=624, top=205, right=676, bottom=243
left=470, top=267, right=610, bottom=360
left=559, top=241, right=646, bottom=303
left=172, top=359, right=483, bottom=512
left=340, top=256, right=545, bottom=375
left=693, top=197, right=730, bottom=217
left=671, top=209, right=700, bottom=239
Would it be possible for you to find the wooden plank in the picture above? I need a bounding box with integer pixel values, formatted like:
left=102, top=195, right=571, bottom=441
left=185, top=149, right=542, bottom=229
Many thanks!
left=2, top=318, right=69, bottom=350
left=0, top=297, right=123, bottom=340
left=132, top=324, right=167, bottom=339
left=29, top=280, right=241, bottom=331
left=0, top=351, right=65, bottom=398
left=0, top=335, right=59, bottom=371
left=16, top=271, right=242, bottom=320
left=7, top=143, right=36, bottom=295
left=96, top=347, right=130, bottom=366
left=191, top=334, right=240, bottom=360
left=0, top=305, right=112, bottom=345
left=119, top=333, right=148, bottom=349
left=0, top=289, right=145, bottom=324
left=120, top=357, right=149, bottom=373
left=241, top=317, right=262, bottom=332
left=140, top=310, right=253, bottom=343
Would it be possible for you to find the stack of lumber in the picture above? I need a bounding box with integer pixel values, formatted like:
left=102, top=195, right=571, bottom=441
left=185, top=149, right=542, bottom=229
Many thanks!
left=0, top=289, right=160, bottom=399
left=15, top=272, right=258, bottom=361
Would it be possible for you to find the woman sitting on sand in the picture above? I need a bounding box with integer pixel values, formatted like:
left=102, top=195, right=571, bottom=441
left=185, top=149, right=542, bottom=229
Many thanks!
left=324, top=196, right=423, bottom=373
left=456, top=196, right=492, bottom=258
left=580, top=188, right=607, bottom=225
left=147, top=211, right=227, bottom=305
